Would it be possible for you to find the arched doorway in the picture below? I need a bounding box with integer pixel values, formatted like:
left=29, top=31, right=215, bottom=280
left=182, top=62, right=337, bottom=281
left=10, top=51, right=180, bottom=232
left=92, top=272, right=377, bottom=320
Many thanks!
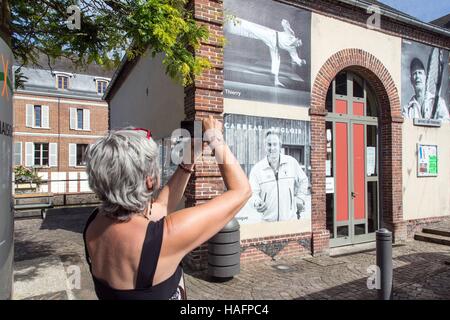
left=325, top=71, right=380, bottom=246
left=309, top=49, right=404, bottom=255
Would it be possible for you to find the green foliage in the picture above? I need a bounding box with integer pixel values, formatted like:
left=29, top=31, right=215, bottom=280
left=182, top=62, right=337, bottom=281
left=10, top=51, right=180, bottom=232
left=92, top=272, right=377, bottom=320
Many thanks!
left=14, top=67, right=28, bottom=90
left=10, top=0, right=210, bottom=86
left=13, top=165, right=43, bottom=186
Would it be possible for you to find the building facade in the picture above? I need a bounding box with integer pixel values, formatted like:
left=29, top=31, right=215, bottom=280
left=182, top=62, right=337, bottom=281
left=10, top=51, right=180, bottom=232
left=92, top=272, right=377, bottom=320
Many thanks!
left=13, top=61, right=111, bottom=194
left=106, top=0, right=450, bottom=269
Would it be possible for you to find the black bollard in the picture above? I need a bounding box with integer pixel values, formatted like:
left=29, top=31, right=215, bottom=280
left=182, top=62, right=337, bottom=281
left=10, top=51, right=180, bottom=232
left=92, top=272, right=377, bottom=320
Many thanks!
left=376, top=228, right=393, bottom=300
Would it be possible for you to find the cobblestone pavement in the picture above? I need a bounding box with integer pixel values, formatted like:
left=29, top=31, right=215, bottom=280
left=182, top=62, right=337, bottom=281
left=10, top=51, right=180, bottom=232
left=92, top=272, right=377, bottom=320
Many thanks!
left=13, top=208, right=450, bottom=300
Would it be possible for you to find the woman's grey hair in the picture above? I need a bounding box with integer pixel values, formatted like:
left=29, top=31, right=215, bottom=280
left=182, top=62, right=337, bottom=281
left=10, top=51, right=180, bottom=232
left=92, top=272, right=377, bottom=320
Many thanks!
left=85, top=128, right=160, bottom=221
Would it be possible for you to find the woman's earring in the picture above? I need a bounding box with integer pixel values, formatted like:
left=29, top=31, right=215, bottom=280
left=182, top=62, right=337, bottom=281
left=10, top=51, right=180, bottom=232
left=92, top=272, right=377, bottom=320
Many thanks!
left=149, top=198, right=153, bottom=216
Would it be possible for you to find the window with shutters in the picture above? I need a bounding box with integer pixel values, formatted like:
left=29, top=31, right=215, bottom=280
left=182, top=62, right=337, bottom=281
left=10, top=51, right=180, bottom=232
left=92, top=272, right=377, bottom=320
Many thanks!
left=70, top=108, right=90, bottom=131
left=34, top=143, right=49, bottom=166
left=76, top=144, right=88, bottom=166
left=26, top=104, right=49, bottom=128
left=34, top=105, right=42, bottom=127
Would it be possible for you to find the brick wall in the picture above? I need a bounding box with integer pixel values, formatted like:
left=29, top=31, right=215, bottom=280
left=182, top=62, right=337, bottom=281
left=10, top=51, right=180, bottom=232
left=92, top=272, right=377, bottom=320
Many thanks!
left=13, top=94, right=108, bottom=137
left=241, top=233, right=311, bottom=263
left=184, top=0, right=225, bottom=270
left=406, top=216, right=450, bottom=239
left=184, top=233, right=312, bottom=271
left=183, top=0, right=450, bottom=267
left=13, top=93, right=108, bottom=193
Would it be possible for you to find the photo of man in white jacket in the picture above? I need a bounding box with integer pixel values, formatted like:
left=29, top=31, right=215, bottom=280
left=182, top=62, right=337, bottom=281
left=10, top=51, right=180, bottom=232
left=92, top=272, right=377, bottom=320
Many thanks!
left=249, top=131, right=309, bottom=222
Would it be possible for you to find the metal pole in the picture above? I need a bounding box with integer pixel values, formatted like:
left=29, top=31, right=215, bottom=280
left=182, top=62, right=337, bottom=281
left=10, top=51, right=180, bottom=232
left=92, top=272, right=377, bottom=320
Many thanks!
left=376, top=228, right=393, bottom=300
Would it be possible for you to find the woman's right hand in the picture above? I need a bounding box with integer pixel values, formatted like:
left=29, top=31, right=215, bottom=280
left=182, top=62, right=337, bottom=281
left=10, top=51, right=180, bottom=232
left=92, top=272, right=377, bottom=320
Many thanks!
left=203, top=115, right=223, bottom=135
left=203, top=115, right=225, bottom=152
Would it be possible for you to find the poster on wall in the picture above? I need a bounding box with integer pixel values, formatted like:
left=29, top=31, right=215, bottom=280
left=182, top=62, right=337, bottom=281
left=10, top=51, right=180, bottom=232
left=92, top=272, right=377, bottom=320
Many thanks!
left=417, top=144, right=438, bottom=177
left=224, top=114, right=311, bottom=224
left=401, top=39, right=450, bottom=123
left=223, top=0, right=311, bottom=106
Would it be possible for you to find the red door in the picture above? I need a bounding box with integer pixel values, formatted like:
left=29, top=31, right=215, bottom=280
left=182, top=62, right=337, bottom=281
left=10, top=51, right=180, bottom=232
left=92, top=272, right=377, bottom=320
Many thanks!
left=332, top=106, right=374, bottom=243
left=326, top=72, right=379, bottom=246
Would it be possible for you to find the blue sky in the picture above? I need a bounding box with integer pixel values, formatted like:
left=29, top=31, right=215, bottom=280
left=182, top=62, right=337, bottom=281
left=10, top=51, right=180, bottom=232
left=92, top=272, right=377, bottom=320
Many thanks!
left=379, top=0, right=450, bottom=22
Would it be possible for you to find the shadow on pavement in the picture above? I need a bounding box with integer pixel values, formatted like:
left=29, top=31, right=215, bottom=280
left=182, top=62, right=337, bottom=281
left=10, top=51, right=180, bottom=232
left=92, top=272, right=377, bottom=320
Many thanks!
left=14, top=233, right=57, bottom=262
left=298, top=251, right=450, bottom=300
left=39, top=206, right=96, bottom=233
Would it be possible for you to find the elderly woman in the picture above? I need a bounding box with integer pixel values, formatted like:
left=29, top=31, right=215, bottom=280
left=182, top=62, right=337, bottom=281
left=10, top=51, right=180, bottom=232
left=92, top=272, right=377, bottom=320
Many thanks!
left=83, top=116, right=251, bottom=300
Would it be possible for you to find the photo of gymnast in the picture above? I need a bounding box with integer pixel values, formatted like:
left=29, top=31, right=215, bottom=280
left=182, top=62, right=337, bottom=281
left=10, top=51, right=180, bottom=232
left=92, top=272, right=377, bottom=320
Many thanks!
left=224, top=0, right=311, bottom=107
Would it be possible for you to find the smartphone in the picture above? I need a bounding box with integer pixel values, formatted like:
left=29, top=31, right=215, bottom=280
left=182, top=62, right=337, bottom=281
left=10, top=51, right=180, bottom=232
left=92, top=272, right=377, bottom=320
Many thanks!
left=181, top=120, right=202, bottom=139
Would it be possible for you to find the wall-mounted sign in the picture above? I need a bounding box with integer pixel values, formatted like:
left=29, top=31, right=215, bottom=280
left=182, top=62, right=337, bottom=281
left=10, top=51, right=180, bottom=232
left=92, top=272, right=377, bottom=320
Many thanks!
left=417, top=144, right=438, bottom=177
left=413, top=118, right=442, bottom=127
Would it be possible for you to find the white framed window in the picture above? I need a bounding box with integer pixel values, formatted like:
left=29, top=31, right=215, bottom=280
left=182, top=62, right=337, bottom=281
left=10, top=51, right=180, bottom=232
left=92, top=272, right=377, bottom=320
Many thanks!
left=69, top=143, right=88, bottom=167
left=96, top=80, right=108, bottom=94
left=57, top=75, right=69, bottom=90
left=70, top=108, right=90, bottom=131
left=14, top=142, right=22, bottom=166
left=25, top=142, right=57, bottom=167
left=26, top=104, right=49, bottom=128
left=34, top=143, right=49, bottom=166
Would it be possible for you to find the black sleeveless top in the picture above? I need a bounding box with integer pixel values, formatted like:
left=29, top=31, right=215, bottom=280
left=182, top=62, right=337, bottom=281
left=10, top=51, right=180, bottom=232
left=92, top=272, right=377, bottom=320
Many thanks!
left=83, top=208, right=186, bottom=300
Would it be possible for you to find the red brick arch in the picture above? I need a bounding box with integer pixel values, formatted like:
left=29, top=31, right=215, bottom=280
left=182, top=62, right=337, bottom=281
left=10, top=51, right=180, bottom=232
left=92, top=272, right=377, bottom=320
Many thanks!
left=309, top=49, right=405, bottom=255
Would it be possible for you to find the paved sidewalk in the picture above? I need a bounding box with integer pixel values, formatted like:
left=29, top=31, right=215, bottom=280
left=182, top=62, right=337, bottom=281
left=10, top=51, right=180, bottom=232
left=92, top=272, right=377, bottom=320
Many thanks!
left=185, top=241, right=450, bottom=300
left=13, top=208, right=450, bottom=300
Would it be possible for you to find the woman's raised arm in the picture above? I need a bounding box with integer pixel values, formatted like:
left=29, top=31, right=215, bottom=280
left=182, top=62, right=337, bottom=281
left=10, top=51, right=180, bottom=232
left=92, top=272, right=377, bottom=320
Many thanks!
left=160, top=116, right=251, bottom=260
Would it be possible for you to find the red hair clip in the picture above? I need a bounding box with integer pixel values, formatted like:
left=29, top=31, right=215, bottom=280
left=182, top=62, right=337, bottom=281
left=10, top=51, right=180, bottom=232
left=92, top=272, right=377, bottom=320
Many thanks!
left=134, top=128, right=152, bottom=139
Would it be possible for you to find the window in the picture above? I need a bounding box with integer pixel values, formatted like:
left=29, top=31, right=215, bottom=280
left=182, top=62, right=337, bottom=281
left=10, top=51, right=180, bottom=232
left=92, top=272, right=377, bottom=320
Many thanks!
left=14, top=142, right=22, bottom=166
left=353, top=75, right=364, bottom=98
left=326, top=84, right=333, bottom=113
left=70, top=108, right=90, bottom=131
left=97, top=80, right=108, bottom=94
left=77, top=109, right=83, bottom=129
left=335, top=72, right=347, bottom=96
left=25, top=142, right=57, bottom=167
left=34, top=143, right=49, bottom=166
left=76, top=144, right=88, bottom=166
left=57, top=75, right=69, bottom=90
left=34, top=105, right=42, bottom=127
left=26, top=104, right=49, bottom=128
left=69, top=143, right=88, bottom=167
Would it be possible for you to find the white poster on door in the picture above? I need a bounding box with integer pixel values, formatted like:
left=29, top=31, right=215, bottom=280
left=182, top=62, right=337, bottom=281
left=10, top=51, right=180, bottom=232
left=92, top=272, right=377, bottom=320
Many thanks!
left=366, top=147, right=376, bottom=176
left=326, top=177, right=334, bottom=194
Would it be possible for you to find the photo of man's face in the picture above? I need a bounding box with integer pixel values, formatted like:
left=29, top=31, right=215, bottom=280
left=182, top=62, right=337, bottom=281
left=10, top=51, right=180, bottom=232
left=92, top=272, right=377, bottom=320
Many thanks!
left=265, top=134, right=281, bottom=161
left=410, top=59, right=426, bottom=93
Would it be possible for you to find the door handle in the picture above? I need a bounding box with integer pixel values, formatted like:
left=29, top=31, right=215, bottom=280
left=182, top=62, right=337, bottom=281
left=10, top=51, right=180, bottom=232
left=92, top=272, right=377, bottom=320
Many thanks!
left=351, top=191, right=358, bottom=198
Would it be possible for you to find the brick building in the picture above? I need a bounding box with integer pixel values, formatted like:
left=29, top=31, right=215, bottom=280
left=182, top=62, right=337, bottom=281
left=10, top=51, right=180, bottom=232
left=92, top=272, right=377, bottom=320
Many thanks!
left=13, top=58, right=111, bottom=194
left=105, top=0, right=450, bottom=269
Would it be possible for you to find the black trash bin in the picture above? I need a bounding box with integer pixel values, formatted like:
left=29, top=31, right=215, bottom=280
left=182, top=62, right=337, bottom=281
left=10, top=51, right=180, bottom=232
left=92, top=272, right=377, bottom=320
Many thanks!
left=208, top=218, right=240, bottom=278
